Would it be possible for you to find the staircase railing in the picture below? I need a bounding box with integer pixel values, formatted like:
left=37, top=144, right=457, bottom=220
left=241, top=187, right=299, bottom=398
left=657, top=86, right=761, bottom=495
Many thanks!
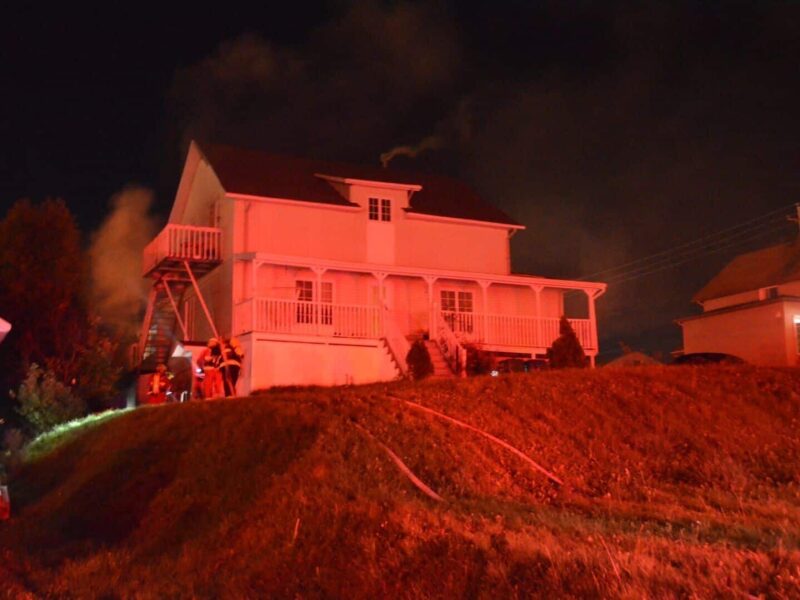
left=382, top=306, right=410, bottom=376
left=435, top=312, right=467, bottom=377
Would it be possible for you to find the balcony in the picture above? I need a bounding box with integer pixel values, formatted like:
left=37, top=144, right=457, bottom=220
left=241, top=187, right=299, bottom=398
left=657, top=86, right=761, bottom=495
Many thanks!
left=440, top=311, right=595, bottom=351
left=234, top=297, right=595, bottom=352
left=235, top=298, right=382, bottom=339
left=142, top=224, right=223, bottom=278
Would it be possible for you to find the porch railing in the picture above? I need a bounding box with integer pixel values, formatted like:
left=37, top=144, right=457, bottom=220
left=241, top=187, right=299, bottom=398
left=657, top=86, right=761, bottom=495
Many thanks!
left=441, top=311, right=595, bottom=350
left=142, top=224, right=222, bottom=276
left=233, top=298, right=595, bottom=351
left=234, top=298, right=382, bottom=339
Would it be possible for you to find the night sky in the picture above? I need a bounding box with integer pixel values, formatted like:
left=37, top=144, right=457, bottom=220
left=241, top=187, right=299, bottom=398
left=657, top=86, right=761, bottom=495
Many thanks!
left=2, top=2, right=798, bottom=360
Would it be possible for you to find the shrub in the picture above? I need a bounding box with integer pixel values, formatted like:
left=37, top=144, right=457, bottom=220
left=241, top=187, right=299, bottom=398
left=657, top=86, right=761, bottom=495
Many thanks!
left=547, top=316, right=587, bottom=369
left=406, top=340, right=434, bottom=380
left=12, top=363, right=87, bottom=436
left=464, top=343, right=496, bottom=375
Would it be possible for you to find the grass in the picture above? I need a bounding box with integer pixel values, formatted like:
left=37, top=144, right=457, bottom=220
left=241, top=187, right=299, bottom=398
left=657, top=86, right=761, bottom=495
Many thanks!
left=1, top=366, right=799, bottom=598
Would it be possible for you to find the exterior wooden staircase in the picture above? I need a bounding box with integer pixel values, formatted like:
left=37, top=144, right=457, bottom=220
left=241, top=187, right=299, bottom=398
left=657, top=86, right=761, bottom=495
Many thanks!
left=137, top=225, right=223, bottom=374
left=424, top=340, right=456, bottom=378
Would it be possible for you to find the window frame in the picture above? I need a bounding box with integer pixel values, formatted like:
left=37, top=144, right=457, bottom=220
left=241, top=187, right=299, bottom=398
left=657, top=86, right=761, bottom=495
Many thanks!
left=368, top=197, right=392, bottom=222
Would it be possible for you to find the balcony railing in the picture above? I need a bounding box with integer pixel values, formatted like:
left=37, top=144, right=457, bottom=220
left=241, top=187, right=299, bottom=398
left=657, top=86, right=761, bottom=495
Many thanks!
left=441, top=311, right=595, bottom=350
left=142, top=224, right=222, bottom=276
left=233, top=298, right=595, bottom=351
left=235, top=298, right=382, bottom=339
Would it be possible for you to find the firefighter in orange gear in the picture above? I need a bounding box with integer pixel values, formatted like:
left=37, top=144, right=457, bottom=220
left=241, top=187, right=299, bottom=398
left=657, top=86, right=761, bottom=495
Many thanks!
left=197, top=338, right=223, bottom=399
left=220, top=337, right=244, bottom=397
left=147, top=363, right=173, bottom=405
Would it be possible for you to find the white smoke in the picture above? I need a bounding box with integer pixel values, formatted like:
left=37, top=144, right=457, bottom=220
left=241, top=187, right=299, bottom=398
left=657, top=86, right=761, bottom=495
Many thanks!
left=89, top=187, right=158, bottom=339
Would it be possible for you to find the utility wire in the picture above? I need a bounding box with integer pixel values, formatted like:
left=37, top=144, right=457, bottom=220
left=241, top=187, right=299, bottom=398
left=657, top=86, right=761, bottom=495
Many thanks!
left=601, top=218, right=789, bottom=283
left=578, top=203, right=796, bottom=281
left=603, top=220, right=790, bottom=286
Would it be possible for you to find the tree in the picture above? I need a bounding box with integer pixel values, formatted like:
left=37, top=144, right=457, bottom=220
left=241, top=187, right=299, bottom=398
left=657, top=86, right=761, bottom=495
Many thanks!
left=406, top=340, right=434, bottom=380
left=0, top=199, right=87, bottom=392
left=0, top=199, right=122, bottom=414
left=547, top=316, right=587, bottom=369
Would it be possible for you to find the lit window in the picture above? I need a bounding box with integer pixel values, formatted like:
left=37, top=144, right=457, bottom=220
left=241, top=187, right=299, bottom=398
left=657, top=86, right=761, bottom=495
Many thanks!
left=368, top=198, right=379, bottom=220
left=380, top=199, right=391, bottom=221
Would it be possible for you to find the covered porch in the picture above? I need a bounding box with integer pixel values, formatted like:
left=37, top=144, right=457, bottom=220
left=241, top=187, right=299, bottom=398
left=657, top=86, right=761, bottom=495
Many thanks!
left=232, top=252, right=605, bottom=364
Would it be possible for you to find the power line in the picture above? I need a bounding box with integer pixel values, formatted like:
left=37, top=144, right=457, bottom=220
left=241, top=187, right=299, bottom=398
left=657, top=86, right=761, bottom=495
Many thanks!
left=603, top=220, right=790, bottom=286
left=578, top=203, right=797, bottom=281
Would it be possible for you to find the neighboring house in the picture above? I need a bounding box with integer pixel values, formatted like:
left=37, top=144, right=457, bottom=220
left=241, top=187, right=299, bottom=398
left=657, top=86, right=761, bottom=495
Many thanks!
left=605, top=351, right=661, bottom=368
left=137, top=142, right=606, bottom=396
left=678, top=239, right=800, bottom=366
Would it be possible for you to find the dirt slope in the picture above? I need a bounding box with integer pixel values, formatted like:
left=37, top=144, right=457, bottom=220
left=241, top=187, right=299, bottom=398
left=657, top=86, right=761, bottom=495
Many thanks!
left=2, top=366, right=800, bottom=598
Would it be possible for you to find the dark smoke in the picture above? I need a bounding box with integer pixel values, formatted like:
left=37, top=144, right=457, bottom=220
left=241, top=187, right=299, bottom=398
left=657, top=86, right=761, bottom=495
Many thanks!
left=168, top=1, right=800, bottom=357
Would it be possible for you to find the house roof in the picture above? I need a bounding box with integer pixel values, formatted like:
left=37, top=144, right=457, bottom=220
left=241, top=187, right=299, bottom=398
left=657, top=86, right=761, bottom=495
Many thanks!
left=197, top=142, right=521, bottom=227
left=693, top=238, right=800, bottom=303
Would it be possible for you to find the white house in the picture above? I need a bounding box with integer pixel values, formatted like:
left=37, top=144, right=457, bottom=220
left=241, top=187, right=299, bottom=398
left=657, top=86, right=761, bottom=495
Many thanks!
left=137, top=142, right=606, bottom=396
left=678, top=238, right=800, bottom=366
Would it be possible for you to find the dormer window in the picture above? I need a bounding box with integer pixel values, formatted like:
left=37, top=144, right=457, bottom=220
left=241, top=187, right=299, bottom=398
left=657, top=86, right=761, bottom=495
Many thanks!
left=368, top=198, right=391, bottom=222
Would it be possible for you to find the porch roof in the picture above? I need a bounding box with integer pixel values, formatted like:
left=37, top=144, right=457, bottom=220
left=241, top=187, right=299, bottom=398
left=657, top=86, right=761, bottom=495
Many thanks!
left=236, top=252, right=607, bottom=296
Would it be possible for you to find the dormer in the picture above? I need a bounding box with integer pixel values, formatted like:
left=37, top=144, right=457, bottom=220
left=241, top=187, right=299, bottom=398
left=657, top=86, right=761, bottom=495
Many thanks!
left=313, top=173, right=422, bottom=219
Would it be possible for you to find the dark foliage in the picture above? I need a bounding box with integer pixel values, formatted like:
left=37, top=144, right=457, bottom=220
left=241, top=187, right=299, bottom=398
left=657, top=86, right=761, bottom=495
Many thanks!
left=547, top=316, right=587, bottom=369
left=0, top=199, right=122, bottom=419
left=464, top=343, right=496, bottom=375
left=406, top=340, right=434, bottom=380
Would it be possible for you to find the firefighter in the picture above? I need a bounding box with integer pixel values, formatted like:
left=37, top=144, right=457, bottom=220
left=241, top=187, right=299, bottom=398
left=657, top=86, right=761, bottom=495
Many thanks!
left=197, top=338, right=223, bottom=399
left=220, top=337, right=244, bottom=397
left=147, top=363, right=173, bottom=405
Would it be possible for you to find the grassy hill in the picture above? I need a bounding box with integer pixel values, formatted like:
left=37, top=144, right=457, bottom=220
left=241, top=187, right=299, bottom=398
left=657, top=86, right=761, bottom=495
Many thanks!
left=2, top=366, right=800, bottom=598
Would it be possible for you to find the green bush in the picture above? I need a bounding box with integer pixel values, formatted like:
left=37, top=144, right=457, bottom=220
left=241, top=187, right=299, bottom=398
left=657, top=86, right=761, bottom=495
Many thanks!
left=547, top=316, right=587, bottom=369
left=406, top=340, right=434, bottom=380
left=12, top=363, right=87, bottom=436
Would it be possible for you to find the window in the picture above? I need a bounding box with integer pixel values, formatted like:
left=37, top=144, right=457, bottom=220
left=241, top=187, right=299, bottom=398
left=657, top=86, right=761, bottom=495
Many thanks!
left=440, top=290, right=473, bottom=333
left=295, top=280, right=333, bottom=324
left=380, top=198, right=391, bottom=221
left=763, top=286, right=779, bottom=300
left=440, top=290, right=456, bottom=312
left=368, top=197, right=391, bottom=222
left=296, top=280, right=314, bottom=323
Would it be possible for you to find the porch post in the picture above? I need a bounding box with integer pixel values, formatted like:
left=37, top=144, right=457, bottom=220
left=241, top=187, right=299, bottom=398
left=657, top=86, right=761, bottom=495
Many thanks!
left=530, top=285, right=543, bottom=348
left=423, top=276, right=437, bottom=336
left=371, top=271, right=388, bottom=336
left=478, top=280, right=490, bottom=344
left=251, top=260, right=260, bottom=333
left=312, top=266, right=327, bottom=335
left=586, top=288, right=598, bottom=367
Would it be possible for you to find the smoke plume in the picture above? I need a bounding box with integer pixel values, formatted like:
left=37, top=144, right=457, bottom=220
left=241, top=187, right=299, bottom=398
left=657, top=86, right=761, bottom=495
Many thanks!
left=89, top=187, right=158, bottom=340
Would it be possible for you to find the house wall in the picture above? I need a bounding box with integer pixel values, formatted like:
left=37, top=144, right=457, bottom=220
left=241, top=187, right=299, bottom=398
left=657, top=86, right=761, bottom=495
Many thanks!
left=681, top=300, right=793, bottom=366
left=228, top=182, right=512, bottom=275
left=238, top=333, right=399, bottom=394
left=173, top=156, right=234, bottom=341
